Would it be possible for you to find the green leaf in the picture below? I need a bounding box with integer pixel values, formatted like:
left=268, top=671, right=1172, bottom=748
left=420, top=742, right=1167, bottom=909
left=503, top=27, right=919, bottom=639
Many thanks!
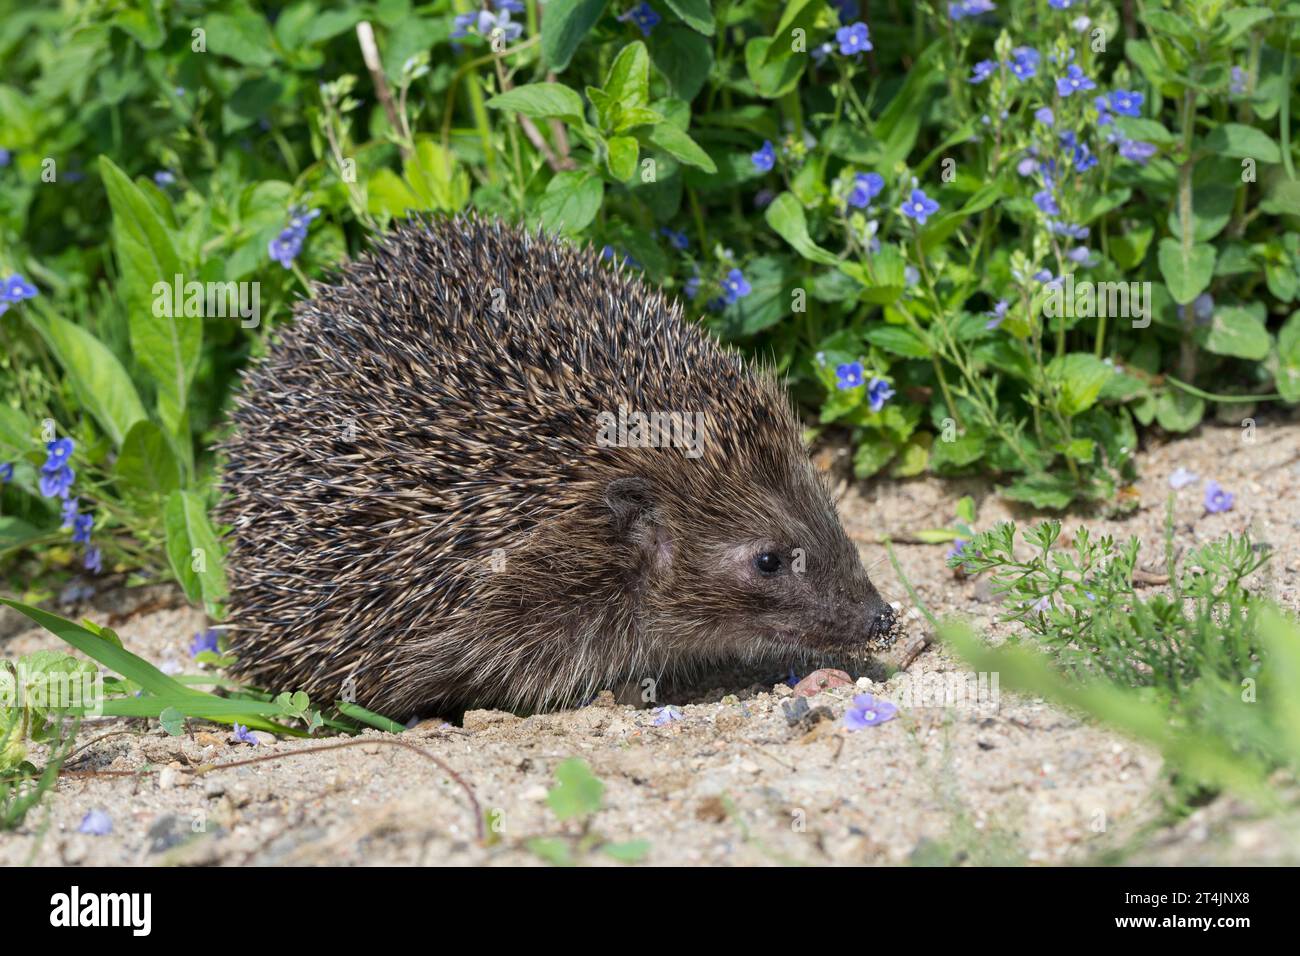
left=115, top=420, right=182, bottom=497
left=744, top=37, right=804, bottom=99
left=1203, top=123, right=1282, bottom=163
left=536, top=170, right=604, bottom=233
left=1046, top=353, right=1113, bottom=416
left=1155, top=390, right=1204, bottom=432
left=99, top=156, right=198, bottom=441
left=645, top=123, right=716, bottom=172
left=546, top=757, right=604, bottom=820
left=29, top=312, right=147, bottom=448
left=159, top=707, right=186, bottom=736
left=1276, top=310, right=1300, bottom=403
left=603, top=42, right=651, bottom=112
left=852, top=435, right=898, bottom=478
left=541, top=0, right=609, bottom=72
left=602, top=839, right=652, bottom=862
left=606, top=135, right=639, bottom=181
left=486, top=84, right=587, bottom=124
left=205, top=12, right=280, bottom=67
left=1157, top=238, right=1216, bottom=305
left=865, top=324, right=931, bottom=358
left=1203, top=304, right=1271, bottom=360
left=1001, top=474, right=1075, bottom=510
left=336, top=701, right=406, bottom=733
left=164, top=490, right=229, bottom=615
left=647, top=24, right=714, bottom=101
left=662, top=0, right=714, bottom=35
left=763, top=193, right=838, bottom=265
left=526, top=837, right=575, bottom=866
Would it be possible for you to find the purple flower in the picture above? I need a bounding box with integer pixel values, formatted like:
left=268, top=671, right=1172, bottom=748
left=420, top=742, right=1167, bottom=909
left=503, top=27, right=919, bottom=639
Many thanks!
left=0, top=462, right=12, bottom=483
left=1067, top=246, right=1092, bottom=264
left=1056, top=64, right=1096, bottom=97
left=0, top=148, right=10, bottom=167
left=78, top=809, right=113, bottom=836
left=61, top=497, right=80, bottom=527
left=451, top=12, right=475, bottom=38
left=1204, top=480, right=1234, bottom=514
left=1017, top=156, right=1039, bottom=177
left=1033, top=190, right=1059, bottom=216
left=949, top=0, right=995, bottom=20
left=969, top=60, right=996, bottom=84
left=722, top=268, right=751, bottom=304
left=843, top=694, right=898, bottom=730
left=659, top=227, right=689, bottom=251
left=72, top=513, right=94, bottom=545
left=2, top=274, right=38, bottom=303
left=866, top=377, right=895, bottom=412
left=153, top=170, right=176, bottom=186
left=1109, top=89, right=1143, bottom=117
left=84, top=546, right=102, bottom=575
left=651, top=705, right=684, bottom=726
left=1034, top=106, right=1054, bottom=126
left=1118, top=139, right=1157, bottom=165
left=753, top=188, right=775, bottom=209
left=946, top=539, right=967, bottom=561
left=1169, top=467, right=1198, bottom=489
left=619, top=2, right=661, bottom=37
left=1230, top=66, right=1247, bottom=96
left=836, top=361, right=864, bottom=390
left=751, top=140, right=776, bottom=172
left=847, top=171, right=884, bottom=208
left=836, top=21, right=872, bottom=56
left=900, top=188, right=939, bottom=224
left=190, top=628, right=220, bottom=657
left=985, top=299, right=1010, bottom=329
left=39, top=465, right=74, bottom=499
left=1009, top=47, right=1039, bottom=81
left=232, top=723, right=259, bottom=745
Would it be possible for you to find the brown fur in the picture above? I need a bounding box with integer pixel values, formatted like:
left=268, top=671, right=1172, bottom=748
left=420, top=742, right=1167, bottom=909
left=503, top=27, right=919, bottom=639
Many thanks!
left=219, top=216, right=894, bottom=718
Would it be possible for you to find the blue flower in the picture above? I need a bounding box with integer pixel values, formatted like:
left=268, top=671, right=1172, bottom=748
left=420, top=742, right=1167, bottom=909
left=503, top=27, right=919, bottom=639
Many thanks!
left=61, top=497, right=80, bottom=527
left=0, top=148, right=10, bottom=167
left=1056, top=64, right=1096, bottom=97
left=39, top=465, right=74, bottom=499
left=1204, top=480, right=1234, bottom=514
left=900, top=187, right=939, bottom=224
left=84, top=546, right=102, bottom=575
left=0, top=462, right=12, bottom=483
left=946, top=539, right=968, bottom=561
left=153, top=170, right=176, bottom=186
left=659, top=227, right=689, bottom=251
left=268, top=206, right=318, bottom=269
left=1109, top=89, right=1143, bottom=117
left=618, top=2, right=661, bottom=37
left=722, top=268, right=751, bottom=303
left=1230, top=66, right=1247, bottom=95
left=836, top=21, right=872, bottom=56
left=1118, top=139, right=1157, bottom=164
left=969, top=60, right=996, bottom=84
left=1048, top=0, right=1077, bottom=8
left=843, top=693, right=898, bottom=730
left=985, top=299, right=1009, bottom=329
left=652, top=705, right=684, bottom=726
left=72, top=512, right=94, bottom=545
left=475, top=9, right=524, bottom=41
left=683, top=275, right=701, bottom=300
left=1169, top=466, right=1198, bottom=489
left=233, top=723, right=259, bottom=745
left=1032, top=190, right=1059, bottom=216
left=190, top=628, right=220, bottom=657
left=451, top=12, right=475, bottom=38
left=1034, top=106, right=1054, bottom=126
left=846, top=172, right=884, bottom=208
left=497, top=0, right=526, bottom=11
left=751, top=140, right=776, bottom=172
left=949, top=0, right=995, bottom=20
left=1094, top=94, right=1113, bottom=127
left=836, top=361, right=864, bottom=390
left=2, top=273, right=38, bottom=303
left=45, top=437, right=74, bottom=469
left=1009, top=47, right=1039, bottom=81
left=866, top=378, right=895, bottom=412
left=78, top=809, right=113, bottom=836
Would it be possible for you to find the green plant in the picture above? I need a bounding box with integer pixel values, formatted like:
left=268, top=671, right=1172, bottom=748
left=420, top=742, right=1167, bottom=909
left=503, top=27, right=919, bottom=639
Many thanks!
left=524, top=757, right=651, bottom=864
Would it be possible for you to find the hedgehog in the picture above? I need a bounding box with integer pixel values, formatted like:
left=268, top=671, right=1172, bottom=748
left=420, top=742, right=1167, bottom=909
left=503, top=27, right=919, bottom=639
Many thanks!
left=219, top=215, right=897, bottom=719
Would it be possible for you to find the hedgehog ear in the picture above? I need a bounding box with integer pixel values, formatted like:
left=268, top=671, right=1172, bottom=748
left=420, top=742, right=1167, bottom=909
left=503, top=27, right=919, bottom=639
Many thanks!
left=605, top=476, right=654, bottom=536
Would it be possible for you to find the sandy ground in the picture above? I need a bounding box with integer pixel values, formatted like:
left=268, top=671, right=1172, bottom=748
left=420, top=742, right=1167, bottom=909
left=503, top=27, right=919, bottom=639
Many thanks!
left=3, top=415, right=1300, bottom=866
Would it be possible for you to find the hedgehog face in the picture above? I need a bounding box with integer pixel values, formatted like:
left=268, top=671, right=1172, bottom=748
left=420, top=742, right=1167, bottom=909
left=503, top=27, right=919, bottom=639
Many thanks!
left=607, top=471, right=896, bottom=657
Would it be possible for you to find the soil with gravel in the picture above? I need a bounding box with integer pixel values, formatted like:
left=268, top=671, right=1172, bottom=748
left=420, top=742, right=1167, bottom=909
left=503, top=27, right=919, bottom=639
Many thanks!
left=3, top=416, right=1299, bottom=866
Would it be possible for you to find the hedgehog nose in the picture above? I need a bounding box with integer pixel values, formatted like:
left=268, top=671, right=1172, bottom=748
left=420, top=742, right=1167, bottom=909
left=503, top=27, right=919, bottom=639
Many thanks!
left=867, top=604, right=895, bottom=640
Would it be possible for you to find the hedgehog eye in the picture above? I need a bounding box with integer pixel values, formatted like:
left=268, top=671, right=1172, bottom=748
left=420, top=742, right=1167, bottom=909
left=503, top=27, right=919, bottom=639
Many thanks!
left=754, top=551, right=783, bottom=576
